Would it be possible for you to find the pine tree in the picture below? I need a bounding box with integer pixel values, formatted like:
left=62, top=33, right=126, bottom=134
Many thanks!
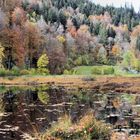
left=99, top=25, right=108, bottom=46
left=59, top=10, right=67, bottom=28
left=48, top=7, right=58, bottom=23
left=107, top=27, right=116, bottom=38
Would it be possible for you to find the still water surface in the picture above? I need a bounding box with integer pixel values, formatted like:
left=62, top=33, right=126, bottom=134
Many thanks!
left=0, top=86, right=140, bottom=139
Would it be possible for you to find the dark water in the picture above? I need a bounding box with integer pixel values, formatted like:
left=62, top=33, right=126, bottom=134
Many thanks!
left=0, top=86, right=140, bottom=139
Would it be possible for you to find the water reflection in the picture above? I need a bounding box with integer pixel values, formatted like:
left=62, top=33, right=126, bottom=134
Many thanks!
left=0, top=86, right=140, bottom=139
left=38, top=91, right=49, bottom=104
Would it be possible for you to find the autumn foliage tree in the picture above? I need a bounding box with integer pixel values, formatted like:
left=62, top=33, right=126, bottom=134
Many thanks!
left=12, top=7, right=26, bottom=26
left=37, top=53, right=49, bottom=75
left=11, top=26, right=26, bottom=67
left=0, top=0, right=140, bottom=74
left=0, top=0, right=21, bottom=11
left=0, top=28, right=14, bottom=69
left=0, top=43, right=4, bottom=68
left=24, top=21, right=44, bottom=68
left=45, top=37, right=66, bottom=74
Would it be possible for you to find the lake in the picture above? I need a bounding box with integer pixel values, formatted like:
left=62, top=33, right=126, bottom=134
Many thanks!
left=0, top=85, right=140, bottom=139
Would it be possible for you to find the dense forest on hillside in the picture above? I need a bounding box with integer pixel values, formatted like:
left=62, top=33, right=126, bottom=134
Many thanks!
left=0, top=0, right=140, bottom=74
left=2, top=1, right=140, bottom=140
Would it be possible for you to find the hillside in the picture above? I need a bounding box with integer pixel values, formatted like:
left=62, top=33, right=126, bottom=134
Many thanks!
left=0, top=0, right=140, bottom=74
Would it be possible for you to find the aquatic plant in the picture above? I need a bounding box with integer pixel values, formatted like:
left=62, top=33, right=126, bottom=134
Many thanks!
left=36, top=112, right=111, bottom=140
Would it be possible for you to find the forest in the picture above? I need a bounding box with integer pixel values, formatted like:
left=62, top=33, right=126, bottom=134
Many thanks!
left=0, top=0, right=140, bottom=75
left=1, top=0, right=140, bottom=140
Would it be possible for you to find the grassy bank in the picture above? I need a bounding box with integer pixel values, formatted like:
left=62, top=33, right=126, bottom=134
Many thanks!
left=1, top=65, right=140, bottom=77
left=71, top=66, right=140, bottom=76
left=0, top=65, right=140, bottom=93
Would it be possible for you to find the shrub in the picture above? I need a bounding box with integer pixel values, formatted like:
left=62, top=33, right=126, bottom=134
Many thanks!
left=0, top=68, right=20, bottom=77
left=92, top=66, right=115, bottom=75
left=135, top=60, right=140, bottom=72
left=63, top=69, right=70, bottom=75
left=43, top=112, right=111, bottom=140
left=11, top=66, right=20, bottom=76
left=0, top=68, right=30, bottom=77
left=103, top=66, right=114, bottom=75
left=37, top=68, right=50, bottom=75
left=20, top=69, right=30, bottom=75
left=92, top=67, right=102, bottom=75
left=7, top=76, right=14, bottom=80
left=0, top=68, right=10, bottom=76
left=29, top=68, right=37, bottom=75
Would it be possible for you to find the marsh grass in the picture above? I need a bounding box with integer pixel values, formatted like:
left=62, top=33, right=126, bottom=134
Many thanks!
left=34, top=112, right=111, bottom=140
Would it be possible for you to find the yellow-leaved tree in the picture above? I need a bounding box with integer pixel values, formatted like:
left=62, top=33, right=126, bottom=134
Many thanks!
left=57, top=35, right=65, bottom=43
left=37, top=54, right=49, bottom=75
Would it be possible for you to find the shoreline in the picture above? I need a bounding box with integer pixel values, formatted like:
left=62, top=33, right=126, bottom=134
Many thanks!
left=0, top=75, right=140, bottom=93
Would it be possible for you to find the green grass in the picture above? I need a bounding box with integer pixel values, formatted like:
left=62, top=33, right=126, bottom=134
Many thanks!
left=72, top=65, right=115, bottom=75
left=71, top=65, right=140, bottom=77
left=72, top=66, right=95, bottom=75
left=1, top=65, right=140, bottom=78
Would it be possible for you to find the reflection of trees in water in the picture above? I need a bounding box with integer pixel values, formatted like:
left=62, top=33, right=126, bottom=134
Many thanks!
left=2, top=87, right=140, bottom=138
left=38, top=91, right=49, bottom=104
left=25, top=89, right=38, bottom=104
left=104, top=94, right=140, bottom=133
left=24, top=90, right=40, bottom=122
left=104, top=95, right=122, bottom=125
left=4, top=90, right=16, bottom=112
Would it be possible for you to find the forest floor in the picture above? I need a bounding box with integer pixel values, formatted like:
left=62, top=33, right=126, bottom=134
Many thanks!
left=0, top=75, right=140, bottom=94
